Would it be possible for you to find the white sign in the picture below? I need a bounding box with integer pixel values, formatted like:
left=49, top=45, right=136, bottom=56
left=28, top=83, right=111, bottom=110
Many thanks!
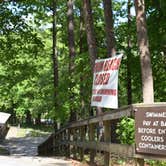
left=91, top=54, right=123, bottom=109
left=0, top=112, right=11, bottom=124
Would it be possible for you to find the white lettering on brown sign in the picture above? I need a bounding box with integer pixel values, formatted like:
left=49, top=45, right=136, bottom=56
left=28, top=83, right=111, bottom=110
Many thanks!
left=135, top=107, right=166, bottom=156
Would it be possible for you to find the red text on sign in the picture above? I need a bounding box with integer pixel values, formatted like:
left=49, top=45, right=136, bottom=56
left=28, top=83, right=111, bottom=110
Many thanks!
left=92, top=96, right=102, bottom=102
left=92, top=89, right=117, bottom=96
left=94, top=73, right=110, bottom=85
left=94, top=58, right=121, bottom=73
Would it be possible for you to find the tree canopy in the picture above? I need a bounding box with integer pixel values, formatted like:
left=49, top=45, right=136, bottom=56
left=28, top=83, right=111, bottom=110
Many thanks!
left=0, top=0, right=165, bottom=125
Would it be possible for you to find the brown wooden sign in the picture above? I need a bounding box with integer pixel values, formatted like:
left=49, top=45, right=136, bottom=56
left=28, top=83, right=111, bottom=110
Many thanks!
left=135, top=106, right=166, bottom=156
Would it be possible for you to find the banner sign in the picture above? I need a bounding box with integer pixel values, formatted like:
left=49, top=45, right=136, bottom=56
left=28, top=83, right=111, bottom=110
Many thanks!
left=91, top=54, right=123, bottom=109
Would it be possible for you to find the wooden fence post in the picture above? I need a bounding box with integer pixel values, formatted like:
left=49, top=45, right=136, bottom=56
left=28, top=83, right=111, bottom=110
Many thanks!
left=80, top=126, right=86, bottom=161
left=59, top=133, right=62, bottom=155
left=62, top=131, right=65, bottom=155
left=73, top=128, right=77, bottom=159
left=70, top=128, right=75, bottom=158
left=104, top=120, right=111, bottom=166
left=135, top=158, right=144, bottom=166
left=53, top=133, right=56, bottom=155
left=89, top=123, right=95, bottom=164
left=66, top=128, right=71, bottom=157
left=60, top=132, right=63, bottom=155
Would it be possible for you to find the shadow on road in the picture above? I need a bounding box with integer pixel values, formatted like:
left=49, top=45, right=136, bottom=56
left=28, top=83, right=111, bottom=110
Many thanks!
left=3, top=136, right=47, bottom=156
left=0, top=127, right=74, bottom=166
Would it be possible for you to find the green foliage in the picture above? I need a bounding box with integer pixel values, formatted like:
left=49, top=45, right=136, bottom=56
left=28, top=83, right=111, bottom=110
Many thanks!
left=0, top=147, right=9, bottom=155
left=0, top=0, right=165, bottom=127
left=146, top=160, right=166, bottom=166
left=116, top=117, right=135, bottom=145
left=0, top=1, right=53, bottom=123
left=145, top=0, right=166, bottom=102
left=14, top=124, right=53, bottom=137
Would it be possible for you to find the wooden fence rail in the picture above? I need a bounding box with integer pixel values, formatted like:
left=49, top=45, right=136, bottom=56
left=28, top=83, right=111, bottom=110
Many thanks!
left=38, top=103, right=166, bottom=165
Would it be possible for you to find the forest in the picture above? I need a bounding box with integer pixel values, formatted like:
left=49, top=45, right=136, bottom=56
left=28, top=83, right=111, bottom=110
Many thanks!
left=0, top=0, right=165, bottom=127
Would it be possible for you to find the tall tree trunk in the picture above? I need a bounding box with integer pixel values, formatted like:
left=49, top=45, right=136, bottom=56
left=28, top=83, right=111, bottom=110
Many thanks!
left=79, top=5, right=84, bottom=56
left=79, top=5, right=86, bottom=119
left=135, top=0, right=154, bottom=103
left=67, top=0, right=76, bottom=122
left=83, top=0, right=97, bottom=116
left=10, top=101, right=16, bottom=125
left=26, top=110, right=32, bottom=124
left=52, top=0, right=59, bottom=128
left=35, top=113, right=41, bottom=125
left=103, top=0, right=120, bottom=145
left=127, top=0, right=132, bottom=105
left=52, top=0, right=58, bottom=104
left=83, top=0, right=97, bottom=72
left=103, top=0, right=116, bottom=57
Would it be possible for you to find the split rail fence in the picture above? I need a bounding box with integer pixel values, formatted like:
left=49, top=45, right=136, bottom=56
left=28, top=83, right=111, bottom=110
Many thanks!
left=38, top=103, right=166, bottom=166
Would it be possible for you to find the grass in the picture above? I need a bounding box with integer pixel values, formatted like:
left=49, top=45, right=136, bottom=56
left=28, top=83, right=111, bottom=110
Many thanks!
left=0, top=146, right=9, bottom=155
left=20, top=123, right=54, bottom=132
left=14, top=124, right=53, bottom=137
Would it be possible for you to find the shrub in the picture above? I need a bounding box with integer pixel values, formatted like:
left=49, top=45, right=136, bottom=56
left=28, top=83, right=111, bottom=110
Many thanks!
left=116, top=117, right=135, bottom=144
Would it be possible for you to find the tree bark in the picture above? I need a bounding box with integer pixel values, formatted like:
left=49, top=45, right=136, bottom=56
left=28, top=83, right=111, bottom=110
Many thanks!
left=35, top=113, right=41, bottom=125
left=67, top=0, right=76, bottom=122
left=135, top=0, right=154, bottom=103
left=67, top=0, right=75, bottom=62
left=83, top=0, right=97, bottom=116
left=127, top=0, right=132, bottom=104
left=26, top=110, right=32, bottom=124
left=103, top=0, right=116, bottom=57
left=103, top=0, right=120, bottom=144
left=79, top=5, right=86, bottom=119
left=83, top=0, right=97, bottom=72
left=52, top=0, right=59, bottom=129
left=52, top=0, right=58, bottom=105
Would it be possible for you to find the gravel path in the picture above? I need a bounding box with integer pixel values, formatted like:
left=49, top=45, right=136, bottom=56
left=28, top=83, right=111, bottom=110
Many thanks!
left=0, top=127, right=74, bottom=166
left=3, top=136, right=47, bottom=156
left=0, top=156, right=73, bottom=166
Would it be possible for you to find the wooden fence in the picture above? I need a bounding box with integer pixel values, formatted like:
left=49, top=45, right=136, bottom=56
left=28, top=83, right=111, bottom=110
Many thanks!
left=38, top=103, right=166, bottom=166
left=0, top=123, right=10, bottom=141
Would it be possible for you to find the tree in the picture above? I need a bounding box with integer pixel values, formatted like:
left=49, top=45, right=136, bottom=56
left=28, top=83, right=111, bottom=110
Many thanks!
left=1, top=0, right=165, bottom=128
left=135, top=0, right=154, bottom=103
left=145, top=0, right=166, bottom=102
left=78, top=3, right=88, bottom=119
left=52, top=0, right=59, bottom=126
left=83, top=0, right=97, bottom=72
left=67, top=0, right=77, bottom=121
left=126, top=0, right=132, bottom=104
left=103, top=0, right=116, bottom=56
